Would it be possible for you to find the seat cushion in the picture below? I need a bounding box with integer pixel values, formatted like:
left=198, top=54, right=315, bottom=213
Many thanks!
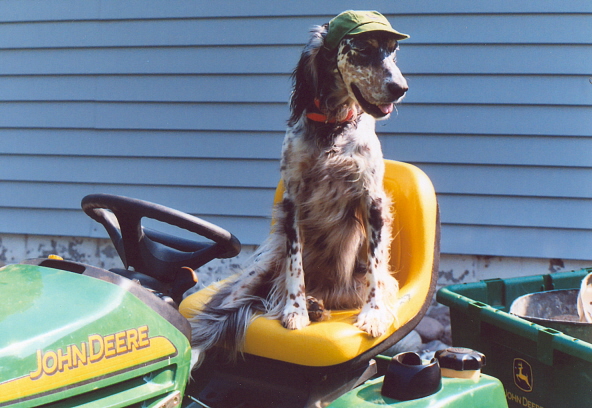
left=181, top=268, right=430, bottom=367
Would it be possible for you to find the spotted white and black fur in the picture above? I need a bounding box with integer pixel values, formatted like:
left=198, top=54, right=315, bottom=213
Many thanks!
left=189, top=23, right=408, bottom=362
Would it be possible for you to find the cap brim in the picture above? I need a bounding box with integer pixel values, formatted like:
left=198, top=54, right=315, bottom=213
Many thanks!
left=348, top=22, right=409, bottom=40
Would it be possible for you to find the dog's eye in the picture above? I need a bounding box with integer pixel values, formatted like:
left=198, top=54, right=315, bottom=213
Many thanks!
left=357, top=46, right=373, bottom=56
left=388, top=42, right=400, bottom=55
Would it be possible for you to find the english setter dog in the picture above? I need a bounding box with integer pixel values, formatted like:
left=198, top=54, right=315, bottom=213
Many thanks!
left=189, top=10, right=409, bottom=360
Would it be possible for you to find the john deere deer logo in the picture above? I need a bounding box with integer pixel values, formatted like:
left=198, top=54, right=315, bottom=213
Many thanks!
left=513, top=358, right=533, bottom=392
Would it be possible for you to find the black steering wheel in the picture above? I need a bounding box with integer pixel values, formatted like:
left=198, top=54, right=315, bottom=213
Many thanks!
left=81, top=194, right=241, bottom=303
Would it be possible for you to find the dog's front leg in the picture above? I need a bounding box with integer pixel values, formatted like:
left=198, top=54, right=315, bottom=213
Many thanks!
left=355, top=194, right=397, bottom=337
left=280, top=197, right=310, bottom=330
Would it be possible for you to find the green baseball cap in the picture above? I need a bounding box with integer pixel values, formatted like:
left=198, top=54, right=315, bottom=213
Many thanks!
left=324, top=10, right=409, bottom=50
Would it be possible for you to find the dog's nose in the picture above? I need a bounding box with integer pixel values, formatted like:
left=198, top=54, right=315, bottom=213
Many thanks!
left=387, top=82, right=408, bottom=100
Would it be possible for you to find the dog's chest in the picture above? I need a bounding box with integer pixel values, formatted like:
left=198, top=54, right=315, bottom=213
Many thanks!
left=282, top=116, right=384, bottom=209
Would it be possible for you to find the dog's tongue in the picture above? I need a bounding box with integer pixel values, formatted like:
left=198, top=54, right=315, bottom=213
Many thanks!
left=378, top=103, right=394, bottom=115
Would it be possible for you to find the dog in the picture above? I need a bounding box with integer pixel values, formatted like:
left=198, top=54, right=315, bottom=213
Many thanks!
left=189, top=10, right=409, bottom=361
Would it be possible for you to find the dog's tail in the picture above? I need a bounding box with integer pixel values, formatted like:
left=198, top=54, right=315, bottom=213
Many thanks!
left=188, top=217, right=287, bottom=366
left=187, top=279, right=267, bottom=366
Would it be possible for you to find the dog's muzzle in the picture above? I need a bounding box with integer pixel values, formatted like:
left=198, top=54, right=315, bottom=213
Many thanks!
left=351, top=83, right=407, bottom=118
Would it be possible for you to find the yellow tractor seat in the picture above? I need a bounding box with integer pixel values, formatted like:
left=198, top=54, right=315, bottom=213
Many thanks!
left=180, top=160, right=440, bottom=367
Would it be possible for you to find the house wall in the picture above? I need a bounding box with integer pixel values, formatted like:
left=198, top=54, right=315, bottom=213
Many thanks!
left=0, top=1, right=591, bottom=278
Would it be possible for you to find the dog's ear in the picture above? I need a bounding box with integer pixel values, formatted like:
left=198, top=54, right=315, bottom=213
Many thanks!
left=289, top=24, right=329, bottom=125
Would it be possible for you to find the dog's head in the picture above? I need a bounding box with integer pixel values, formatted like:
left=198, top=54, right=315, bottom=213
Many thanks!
left=289, top=11, right=409, bottom=124
left=337, top=31, right=408, bottom=119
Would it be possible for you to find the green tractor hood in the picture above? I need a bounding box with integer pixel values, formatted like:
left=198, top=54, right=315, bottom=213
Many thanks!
left=0, top=262, right=191, bottom=407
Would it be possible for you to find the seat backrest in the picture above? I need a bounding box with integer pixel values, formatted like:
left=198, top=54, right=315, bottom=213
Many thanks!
left=381, top=159, right=440, bottom=330
left=274, top=159, right=439, bottom=293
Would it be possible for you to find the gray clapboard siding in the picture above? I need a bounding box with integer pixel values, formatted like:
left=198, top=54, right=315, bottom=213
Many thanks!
left=443, top=225, right=592, bottom=260
left=0, top=208, right=271, bottom=243
left=391, top=14, right=592, bottom=44
left=6, top=130, right=592, bottom=168
left=0, top=0, right=590, bottom=21
left=0, top=47, right=298, bottom=75
left=0, top=130, right=284, bottom=159
left=0, top=1, right=590, bottom=260
left=1, top=45, right=588, bottom=75
left=0, top=181, right=274, bottom=217
left=0, top=156, right=280, bottom=188
left=0, top=75, right=588, bottom=106
left=2, top=75, right=589, bottom=107
left=403, top=75, right=592, bottom=106
left=0, top=102, right=287, bottom=131
left=0, top=75, right=292, bottom=103
left=400, top=45, right=592, bottom=75
left=419, top=164, right=592, bottom=199
left=440, top=195, right=592, bottom=230
left=1, top=15, right=590, bottom=48
left=6, top=156, right=592, bottom=199
left=0, top=17, right=324, bottom=48
left=0, top=103, right=589, bottom=136
left=385, top=105, right=592, bottom=137
left=381, top=135, right=592, bottom=168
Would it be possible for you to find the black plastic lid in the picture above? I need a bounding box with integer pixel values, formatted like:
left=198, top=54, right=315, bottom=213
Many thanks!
left=435, top=347, right=486, bottom=371
left=381, top=352, right=442, bottom=401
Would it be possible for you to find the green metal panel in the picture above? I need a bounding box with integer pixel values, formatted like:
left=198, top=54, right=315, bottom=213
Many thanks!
left=328, top=375, right=508, bottom=407
left=0, top=264, right=191, bottom=407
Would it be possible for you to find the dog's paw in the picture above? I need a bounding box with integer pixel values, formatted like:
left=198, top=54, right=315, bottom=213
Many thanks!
left=282, top=312, right=310, bottom=330
left=355, top=307, right=392, bottom=337
left=281, top=306, right=310, bottom=330
left=306, top=296, right=330, bottom=322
